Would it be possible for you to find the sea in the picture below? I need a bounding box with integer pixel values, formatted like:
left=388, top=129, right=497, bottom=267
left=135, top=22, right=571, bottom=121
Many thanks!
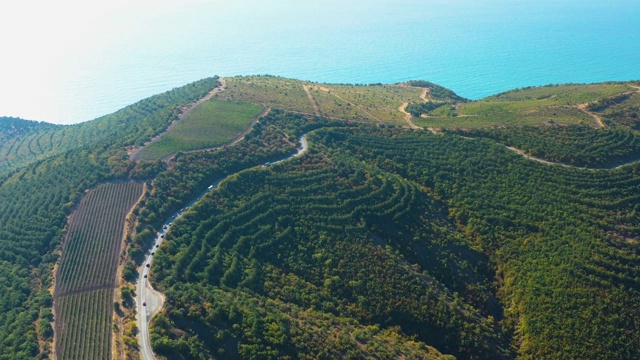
left=2, top=0, right=640, bottom=124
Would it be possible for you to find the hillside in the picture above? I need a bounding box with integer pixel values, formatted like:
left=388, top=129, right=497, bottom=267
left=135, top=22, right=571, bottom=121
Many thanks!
left=0, top=78, right=220, bottom=360
left=1, top=77, right=640, bottom=359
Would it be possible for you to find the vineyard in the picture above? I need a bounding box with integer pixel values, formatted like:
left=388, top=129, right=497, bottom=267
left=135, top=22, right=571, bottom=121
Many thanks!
left=0, top=77, right=224, bottom=359
left=134, top=99, right=263, bottom=161
left=54, top=182, right=143, bottom=360
left=55, top=289, right=113, bottom=360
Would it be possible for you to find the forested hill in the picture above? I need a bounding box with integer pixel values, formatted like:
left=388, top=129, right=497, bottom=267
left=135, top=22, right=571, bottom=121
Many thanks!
left=0, top=78, right=219, bottom=359
left=0, top=78, right=218, bottom=175
left=0, top=116, right=58, bottom=134
left=1, top=76, right=640, bottom=359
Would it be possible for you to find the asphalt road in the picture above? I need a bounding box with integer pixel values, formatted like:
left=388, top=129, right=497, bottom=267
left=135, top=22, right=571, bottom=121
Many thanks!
left=136, top=134, right=309, bottom=359
left=136, top=226, right=169, bottom=360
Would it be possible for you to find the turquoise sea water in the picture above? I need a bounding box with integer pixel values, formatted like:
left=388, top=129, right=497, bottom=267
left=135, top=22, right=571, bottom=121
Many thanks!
left=2, top=0, right=640, bottom=124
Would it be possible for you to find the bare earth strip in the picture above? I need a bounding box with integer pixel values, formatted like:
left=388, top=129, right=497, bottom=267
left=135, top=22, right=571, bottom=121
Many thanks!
left=419, top=87, right=429, bottom=101
left=459, top=135, right=640, bottom=169
left=575, top=86, right=640, bottom=129
left=315, top=85, right=382, bottom=122
left=396, top=86, right=442, bottom=133
left=302, top=84, right=320, bottom=116
left=576, top=102, right=605, bottom=128
left=129, top=78, right=227, bottom=161
left=505, top=146, right=572, bottom=167
left=398, top=102, right=422, bottom=130
left=398, top=102, right=441, bottom=134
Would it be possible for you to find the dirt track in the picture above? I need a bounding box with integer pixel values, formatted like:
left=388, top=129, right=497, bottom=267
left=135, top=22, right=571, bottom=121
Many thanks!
left=129, top=78, right=227, bottom=161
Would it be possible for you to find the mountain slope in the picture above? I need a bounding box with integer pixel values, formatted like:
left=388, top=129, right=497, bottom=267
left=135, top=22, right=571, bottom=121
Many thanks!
left=0, top=78, right=220, bottom=359
left=0, top=78, right=219, bottom=175
left=1, top=77, right=640, bottom=359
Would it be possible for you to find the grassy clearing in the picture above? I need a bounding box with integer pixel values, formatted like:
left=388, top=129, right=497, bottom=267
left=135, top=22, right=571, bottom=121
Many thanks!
left=486, top=83, right=631, bottom=103
left=216, top=76, right=314, bottom=114
left=310, top=84, right=422, bottom=124
left=414, top=83, right=634, bottom=129
left=136, top=99, right=262, bottom=160
left=218, top=78, right=636, bottom=130
left=218, top=75, right=425, bottom=125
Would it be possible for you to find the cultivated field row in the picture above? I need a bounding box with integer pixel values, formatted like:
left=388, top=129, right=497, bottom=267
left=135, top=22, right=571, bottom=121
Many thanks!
left=56, top=182, right=144, bottom=295
left=54, top=181, right=144, bottom=360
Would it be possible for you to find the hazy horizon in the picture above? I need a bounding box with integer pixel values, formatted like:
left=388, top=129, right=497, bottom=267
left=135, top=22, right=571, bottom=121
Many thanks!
left=1, top=0, right=639, bottom=124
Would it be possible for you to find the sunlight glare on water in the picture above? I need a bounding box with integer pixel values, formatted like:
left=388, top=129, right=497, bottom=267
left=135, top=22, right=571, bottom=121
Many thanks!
left=1, top=0, right=639, bottom=124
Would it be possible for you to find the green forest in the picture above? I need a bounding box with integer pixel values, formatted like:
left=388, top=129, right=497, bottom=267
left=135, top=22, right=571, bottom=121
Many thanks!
left=1, top=77, right=639, bottom=359
left=0, top=77, right=219, bottom=359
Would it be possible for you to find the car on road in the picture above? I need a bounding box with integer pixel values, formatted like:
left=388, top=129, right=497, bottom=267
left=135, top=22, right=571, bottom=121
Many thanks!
left=146, top=263, right=150, bottom=268
left=143, top=301, right=146, bottom=306
left=144, top=274, right=147, bottom=278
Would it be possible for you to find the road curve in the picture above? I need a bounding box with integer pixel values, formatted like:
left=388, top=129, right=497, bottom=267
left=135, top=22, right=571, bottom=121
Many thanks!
left=136, top=134, right=309, bottom=360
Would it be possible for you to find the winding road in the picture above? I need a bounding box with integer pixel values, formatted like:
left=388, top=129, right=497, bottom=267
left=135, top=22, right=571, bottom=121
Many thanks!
left=136, top=134, right=309, bottom=360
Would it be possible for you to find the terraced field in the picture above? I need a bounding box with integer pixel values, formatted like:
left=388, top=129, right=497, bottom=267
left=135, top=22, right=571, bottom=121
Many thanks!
left=141, top=118, right=640, bottom=359
left=323, top=127, right=640, bottom=359
left=54, top=182, right=144, bottom=360
left=149, top=142, right=507, bottom=358
left=452, top=124, right=640, bottom=167
left=3, top=77, right=638, bottom=359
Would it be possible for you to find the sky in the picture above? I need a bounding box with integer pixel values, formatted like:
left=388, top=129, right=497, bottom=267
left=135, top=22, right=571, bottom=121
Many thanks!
left=0, top=1, right=171, bottom=122
left=2, top=0, right=639, bottom=124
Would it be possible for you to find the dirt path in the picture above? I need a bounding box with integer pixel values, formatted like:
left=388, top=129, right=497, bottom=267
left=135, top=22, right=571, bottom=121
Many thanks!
left=576, top=102, right=605, bottom=128
left=570, top=85, right=640, bottom=129
left=505, top=146, right=571, bottom=167
left=419, top=88, right=429, bottom=102
left=506, top=145, right=640, bottom=169
left=398, top=102, right=422, bottom=129
left=457, top=139, right=640, bottom=170
left=398, top=102, right=440, bottom=134
left=314, top=85, right=382, bottom=122
left=129, top=78, right=227, bottom=161
left=302, top=84, right=320, bottom=116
